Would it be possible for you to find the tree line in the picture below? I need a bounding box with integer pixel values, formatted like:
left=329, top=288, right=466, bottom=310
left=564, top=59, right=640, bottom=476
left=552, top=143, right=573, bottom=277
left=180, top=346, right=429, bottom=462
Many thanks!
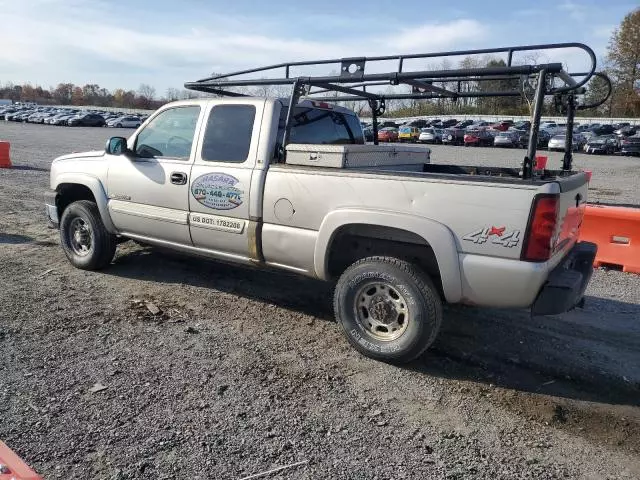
left=0, top=82, right=201, bottom=110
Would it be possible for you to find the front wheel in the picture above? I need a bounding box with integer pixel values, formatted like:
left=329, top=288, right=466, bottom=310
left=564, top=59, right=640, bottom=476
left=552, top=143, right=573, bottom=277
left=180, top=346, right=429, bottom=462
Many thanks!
left=60, top=200, right=117, bottom=270
left=334, top=256, right=443, bottom=364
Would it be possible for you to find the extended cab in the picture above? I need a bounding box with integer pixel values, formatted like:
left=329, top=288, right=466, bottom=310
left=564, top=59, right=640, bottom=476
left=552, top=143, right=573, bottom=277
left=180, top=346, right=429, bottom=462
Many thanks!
left=45, top=43, right=603, bottom=363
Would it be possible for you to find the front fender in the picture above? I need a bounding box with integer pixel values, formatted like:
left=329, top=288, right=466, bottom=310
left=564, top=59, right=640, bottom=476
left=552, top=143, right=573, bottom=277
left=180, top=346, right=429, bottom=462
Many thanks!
left=314, top=209, right=462, bottom=303
left=53, top=173, right=117, bottom=234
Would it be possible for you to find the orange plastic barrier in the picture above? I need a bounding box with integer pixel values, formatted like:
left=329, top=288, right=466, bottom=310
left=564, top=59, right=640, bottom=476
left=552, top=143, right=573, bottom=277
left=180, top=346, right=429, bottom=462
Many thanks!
left=0, top=142, right=11, bottom=168
left=0, top=441, right=42, bottom=480
left=579, top=204, right=640, bottom=274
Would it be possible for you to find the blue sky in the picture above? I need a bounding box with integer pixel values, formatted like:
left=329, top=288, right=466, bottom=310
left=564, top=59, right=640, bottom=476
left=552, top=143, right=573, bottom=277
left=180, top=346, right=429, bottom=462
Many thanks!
left=0, top=0, right=635, bottom=97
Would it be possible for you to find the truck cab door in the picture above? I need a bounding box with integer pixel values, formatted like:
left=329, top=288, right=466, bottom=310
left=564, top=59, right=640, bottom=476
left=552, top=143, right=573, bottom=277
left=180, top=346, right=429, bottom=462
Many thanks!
left=188, top=100, right=266, bottom=261
left=106, top=104, right=203, bottom=245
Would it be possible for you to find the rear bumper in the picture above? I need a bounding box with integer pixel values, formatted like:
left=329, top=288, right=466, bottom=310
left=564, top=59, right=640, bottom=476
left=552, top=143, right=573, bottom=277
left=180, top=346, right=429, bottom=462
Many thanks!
left=44, top=190, right=59, bottom=228
left=531, top=241, right=597, bottom=315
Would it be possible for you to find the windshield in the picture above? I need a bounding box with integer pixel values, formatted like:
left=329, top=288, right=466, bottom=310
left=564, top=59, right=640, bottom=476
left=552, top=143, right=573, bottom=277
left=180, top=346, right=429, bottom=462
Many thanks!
left=399, top=126, right=411, bottom=133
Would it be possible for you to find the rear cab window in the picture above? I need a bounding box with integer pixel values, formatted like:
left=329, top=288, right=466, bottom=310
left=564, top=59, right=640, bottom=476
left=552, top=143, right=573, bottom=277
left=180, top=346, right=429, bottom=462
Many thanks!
left=275, top=105, right=364, bottom=158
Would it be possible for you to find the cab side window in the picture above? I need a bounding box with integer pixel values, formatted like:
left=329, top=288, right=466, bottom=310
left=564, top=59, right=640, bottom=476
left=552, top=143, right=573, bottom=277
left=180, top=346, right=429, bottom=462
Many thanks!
left=201, top=105, right=256, bottom=163
left=135, top=106, right=200, bottom=159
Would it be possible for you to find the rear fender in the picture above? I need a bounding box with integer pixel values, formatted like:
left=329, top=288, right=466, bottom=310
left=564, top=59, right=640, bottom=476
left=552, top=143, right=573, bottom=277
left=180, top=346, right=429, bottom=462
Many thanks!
left=315, top=209, right=462, bottom=303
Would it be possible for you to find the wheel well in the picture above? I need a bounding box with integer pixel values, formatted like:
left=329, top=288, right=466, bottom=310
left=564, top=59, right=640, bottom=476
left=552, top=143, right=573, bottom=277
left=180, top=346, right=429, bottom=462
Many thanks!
left=327, top=224, right=443, bottom=295
left=56, top=183, right=96, bottom=218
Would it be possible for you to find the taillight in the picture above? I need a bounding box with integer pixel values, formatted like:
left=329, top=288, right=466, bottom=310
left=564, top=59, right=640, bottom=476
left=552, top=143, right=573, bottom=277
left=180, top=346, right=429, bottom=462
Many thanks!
left=522, top=194, right=559, bottom=262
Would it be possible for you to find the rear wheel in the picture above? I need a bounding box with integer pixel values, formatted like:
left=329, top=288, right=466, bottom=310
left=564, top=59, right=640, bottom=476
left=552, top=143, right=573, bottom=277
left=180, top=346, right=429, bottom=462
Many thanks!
left=60, top=200, right=116, bottom=270
left=334, top=256, right=443, bottom=364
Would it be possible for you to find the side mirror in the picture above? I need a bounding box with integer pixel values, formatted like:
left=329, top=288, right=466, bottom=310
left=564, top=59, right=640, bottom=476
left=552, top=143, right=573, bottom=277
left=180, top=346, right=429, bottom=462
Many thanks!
left=105, top=136, right=129, bottom=155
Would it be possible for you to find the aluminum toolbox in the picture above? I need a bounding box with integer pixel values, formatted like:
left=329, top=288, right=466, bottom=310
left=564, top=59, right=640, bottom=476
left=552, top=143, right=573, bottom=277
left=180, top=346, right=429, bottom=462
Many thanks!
left=285, top=144, right=430, bottom=168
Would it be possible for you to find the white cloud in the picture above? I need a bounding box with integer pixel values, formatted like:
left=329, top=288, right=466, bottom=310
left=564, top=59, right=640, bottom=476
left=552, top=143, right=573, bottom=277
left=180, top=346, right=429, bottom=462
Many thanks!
left=558, top=0, right=588, bottom=21
left=0, top=0, right=489, bottom=92
left=593, top=25, right=615, bottom=39
left=387, top=20, right=487, bottom=52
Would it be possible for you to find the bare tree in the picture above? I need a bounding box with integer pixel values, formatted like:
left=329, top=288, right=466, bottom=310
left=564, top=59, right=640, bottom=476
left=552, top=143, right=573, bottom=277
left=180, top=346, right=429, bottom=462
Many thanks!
left=165, top=88, right=181, bottom=101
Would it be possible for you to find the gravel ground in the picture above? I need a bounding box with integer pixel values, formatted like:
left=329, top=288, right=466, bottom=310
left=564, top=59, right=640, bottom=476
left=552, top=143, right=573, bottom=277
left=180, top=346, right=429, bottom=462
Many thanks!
left=1, top=122, right=639, bottom=479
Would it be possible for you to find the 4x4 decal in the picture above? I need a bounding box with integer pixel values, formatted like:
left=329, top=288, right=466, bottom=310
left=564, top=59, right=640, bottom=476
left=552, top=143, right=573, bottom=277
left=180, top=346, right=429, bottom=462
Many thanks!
left=463, top=226, right=521, bottom=248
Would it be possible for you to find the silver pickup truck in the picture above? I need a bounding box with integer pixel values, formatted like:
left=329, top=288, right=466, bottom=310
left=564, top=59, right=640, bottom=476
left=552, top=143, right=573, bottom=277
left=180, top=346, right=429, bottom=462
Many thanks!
left=45, top=44, right=605, bottom=363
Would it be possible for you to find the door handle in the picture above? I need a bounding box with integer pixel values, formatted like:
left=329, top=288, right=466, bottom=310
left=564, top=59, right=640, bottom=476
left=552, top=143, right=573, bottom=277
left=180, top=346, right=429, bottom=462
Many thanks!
left=170, top=172, right=187, bottom=185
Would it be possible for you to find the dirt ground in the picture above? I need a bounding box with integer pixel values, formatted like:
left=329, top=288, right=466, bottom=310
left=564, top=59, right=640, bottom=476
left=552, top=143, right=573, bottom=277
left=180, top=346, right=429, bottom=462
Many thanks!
left=1, top=123, right=639, bottom=479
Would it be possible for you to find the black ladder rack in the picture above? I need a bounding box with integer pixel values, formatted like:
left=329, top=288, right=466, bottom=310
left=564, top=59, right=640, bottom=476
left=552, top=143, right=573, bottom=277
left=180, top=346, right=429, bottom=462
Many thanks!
left=185, top=42, right=611, bottom=179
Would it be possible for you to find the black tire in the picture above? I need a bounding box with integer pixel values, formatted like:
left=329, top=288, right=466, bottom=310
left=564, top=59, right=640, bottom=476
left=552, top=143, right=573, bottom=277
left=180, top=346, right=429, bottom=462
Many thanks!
left=334, top=256, right=443, bottom=364
left=60, top=200, right=117, bottom=270
left=116, top=123, right=122, bottom=128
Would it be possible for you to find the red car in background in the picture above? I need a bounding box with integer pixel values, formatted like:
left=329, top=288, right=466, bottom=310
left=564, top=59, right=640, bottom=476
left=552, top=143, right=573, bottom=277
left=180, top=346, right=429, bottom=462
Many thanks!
left=464, top=128, right=494, bottom=146
left=490, top=120, right=513, bottom=131
left=377, top=127, right=399, bottom=142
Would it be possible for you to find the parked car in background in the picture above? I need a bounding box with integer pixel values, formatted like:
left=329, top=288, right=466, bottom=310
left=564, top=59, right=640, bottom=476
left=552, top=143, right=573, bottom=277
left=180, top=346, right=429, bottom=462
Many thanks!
left=590, top=124, right=616, bottom=136
left=620, top=135, right=640, bottom=156
left=406, top=119, right=428, bottom=128
left=442, top=126, right=465, bottom=145
left=454, top=120, right=474, bottom=129
left=493, top=130, right=521, bottom=148
left=46, top=114, right=67, bottom=125
left=53, top=114, right=77, bottom=126
left=377, top=127, right=399, bottom=142
left=612, top=122, right=630, bottom=130
left=511, top=120, right=531, bottom=131
left=398, top=125, right=420, bottom=142
left=468, top=120, right=490, bottom=129
left=615, top=125, right=638, bottom=137
left=107, top=116, right=142, bottom=128
left=490, top=120, right=513, bottom=131
left=547, top=133, right=586, bottom=152
left=68, top=113, right=106, bottom=127
left=584, top=135, right=620, bottom=155
left=418, top=127, right=443, bottom=144
left=464, top=129, right=493, bottom=147
left=380, top=121, right=399, bottom=128
left=515, top=129, right=551, bottom=149
left=439, top=119, right=459, bottom=128
left=363, top=126, right=374, bottom=142
left=536, top=129, right=552, bottom=149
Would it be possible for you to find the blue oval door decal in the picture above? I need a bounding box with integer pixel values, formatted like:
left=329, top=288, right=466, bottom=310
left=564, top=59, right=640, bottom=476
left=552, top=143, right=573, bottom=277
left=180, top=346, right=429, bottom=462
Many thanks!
left=191, top=173, right=244, bottom=210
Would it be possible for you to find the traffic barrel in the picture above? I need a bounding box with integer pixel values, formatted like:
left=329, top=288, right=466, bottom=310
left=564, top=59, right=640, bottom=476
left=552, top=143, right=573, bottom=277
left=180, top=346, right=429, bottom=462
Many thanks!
left=0, top=441, right=42, bottom=480
left=0, top=141, right=11, bottom=168
left=579, top=204, right=640, bottom=274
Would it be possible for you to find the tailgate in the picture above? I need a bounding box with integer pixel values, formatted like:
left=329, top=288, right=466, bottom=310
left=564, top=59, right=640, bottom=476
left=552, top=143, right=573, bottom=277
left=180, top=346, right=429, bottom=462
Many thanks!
left=552, top=173, right=589, bottom=258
